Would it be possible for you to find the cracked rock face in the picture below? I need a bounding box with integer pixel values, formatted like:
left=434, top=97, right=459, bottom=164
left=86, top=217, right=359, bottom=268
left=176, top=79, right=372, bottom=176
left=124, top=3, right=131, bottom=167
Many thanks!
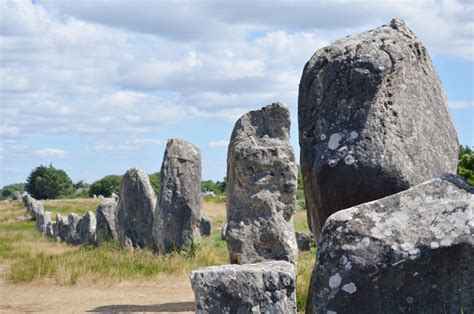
left=307, top=173, right=474, bottom=313
left=190, top=261, right=296, bottom=314
left=154, top=139, right=202, bottom=253
left=226, top=103, right=298, bottom=264
left=96, top=198, right=118, bottom=243
left=298, top=19, right=459, bottom=238
left=116, top=168, right=157, bottom=249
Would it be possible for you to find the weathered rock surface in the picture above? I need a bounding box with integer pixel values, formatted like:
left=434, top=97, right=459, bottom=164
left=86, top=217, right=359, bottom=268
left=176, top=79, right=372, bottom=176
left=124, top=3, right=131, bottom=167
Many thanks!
left=199, top=217, right=212, bottom=236
left=307, top=173, right=474, bottom=313
left=35, top=211, right=52, bottom=235
left=56, top=213, right=80, bottom=244
left=12, top=191, right=21, bottom=201
left=76, top=211, right=97, bottom=244
left=298, top=19, right=459, bottom=237
left=295, top=232, right=314, bottom=251
left=96, top=198, right=118, bottom=243
left=23, top=195, right=44, bottom=220
left=45, top=221, right=56, bottom=237
left=226, top=103, right=298, bottom=264
left=116, top=168, right=156, bottom=249
left=190, top=261, right=296, bottom=314
left=154, top=139, right=201, bottom=253
left=221, top=223, right=228, bottom=241
left=111, top=192, right=119, bottom=202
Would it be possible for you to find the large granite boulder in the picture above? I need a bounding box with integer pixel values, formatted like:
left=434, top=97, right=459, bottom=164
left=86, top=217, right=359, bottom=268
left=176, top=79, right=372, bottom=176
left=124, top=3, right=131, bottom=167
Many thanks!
left=307, top=173, right=473, bottom=313
left=76, top=211, right=97, bottom=245
left=23, top=195, right=44, bottom=220
left=56, top=213, right=80, bottom=244
left=12, top=191, right=21, bottom=201
left=226, top=103, right=298, bottom=264
left=35, top=211, right=51, bottom=235
left=190, top=261, right=296, bottom=313
left=96, top=198, right=118, bottom=243
left=116, top=168, right=156, bottom=249
left=298, top=18, right=459, bottom=237
left=154, top=139, right=201, bottom=253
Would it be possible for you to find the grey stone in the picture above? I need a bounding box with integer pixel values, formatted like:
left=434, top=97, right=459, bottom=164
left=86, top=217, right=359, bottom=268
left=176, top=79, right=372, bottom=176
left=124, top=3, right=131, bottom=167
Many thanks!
left=23, top=194, right=44, bottom=220
left=76, top=211, right=97, bottom=245
left=307, top=173, right=474, bottom=313
left=111, top=192, right=119, bottom=202
left=295, top=232, right=314, bottom=251
left=298, top=18, right=459, bottom=238
left=226, top=103, right=298, bottom=264
left=116, top=168, right=156, bottom=249
left=199, top=216, right=212, bottom=236
left=56, top=213, right=80, bottom=244
left=35, top=211, right=51, bottom=235
left=190, top=261, right=296, bottom=314
left=12, top=191, right=21, bottom=201
left=96, top=198, right=118, bottom=243
left=221, top=223, right=228, bottom=241
left=154, top=139, right=201, bottom=253
left=45, top=221, right=56, bottom=237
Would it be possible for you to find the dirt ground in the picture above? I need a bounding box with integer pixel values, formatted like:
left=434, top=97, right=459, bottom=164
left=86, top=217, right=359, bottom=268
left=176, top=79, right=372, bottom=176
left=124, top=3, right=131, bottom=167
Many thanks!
left=0, top=270, right=195, bottom=313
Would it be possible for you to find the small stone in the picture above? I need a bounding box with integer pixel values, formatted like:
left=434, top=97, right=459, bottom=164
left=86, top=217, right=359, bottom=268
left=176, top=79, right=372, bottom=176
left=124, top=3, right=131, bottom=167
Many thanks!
left=200, top=216, right=212, bottom=236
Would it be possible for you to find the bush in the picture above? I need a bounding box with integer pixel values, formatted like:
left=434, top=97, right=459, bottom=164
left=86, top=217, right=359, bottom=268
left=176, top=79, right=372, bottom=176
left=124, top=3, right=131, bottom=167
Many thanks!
left=201, top=179, right=226, bottom=196
left=148, top=172, right=160, bottom=194
left=89, top=175, right=122, bottom=197
left=25, top=165, right=73, bottom=200
left=0, top=183, right=25, bottom=201
left=458, top=145, right=474, bottom=185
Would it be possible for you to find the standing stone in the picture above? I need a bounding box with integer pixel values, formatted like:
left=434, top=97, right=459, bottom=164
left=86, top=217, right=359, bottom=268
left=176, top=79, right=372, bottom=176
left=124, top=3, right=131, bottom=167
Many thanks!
left=199, top=217, right=212, bottom=236
left=295, top=232, right=314, bottom=251
left=96, top=198, right=118, bottom=243
left=298, top=19, right=459, bottom=238
left=116, top=168, right=156, bottom=249
left=190, top=261, right=296, bottom=314
left=76, top=211, right=97, bottom=245
left=45, top=221, right=56, bottom=237
left=56, top=213, right=80, bottom=244
left=12, top=191, right=21, bottom=201
left=226, top=103, right=298, bottom=264
left=111, top=192, right=119, bottom=202
left=154, top=139, right=201, bottom=253
left=35, top=211, right=52, bottom=235
left=23, top=195, right=44, bottom=220
left=307, top=173, right=473, bottom=313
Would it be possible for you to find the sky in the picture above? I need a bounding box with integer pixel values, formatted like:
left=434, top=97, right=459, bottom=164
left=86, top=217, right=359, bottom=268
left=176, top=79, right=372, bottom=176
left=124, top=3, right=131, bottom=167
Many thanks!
left=0, top=0, right=473, bottom=187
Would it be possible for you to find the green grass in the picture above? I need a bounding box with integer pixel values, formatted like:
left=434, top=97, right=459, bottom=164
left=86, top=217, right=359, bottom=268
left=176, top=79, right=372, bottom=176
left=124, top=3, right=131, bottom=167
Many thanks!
left=43, top=198, right=100, bottom=217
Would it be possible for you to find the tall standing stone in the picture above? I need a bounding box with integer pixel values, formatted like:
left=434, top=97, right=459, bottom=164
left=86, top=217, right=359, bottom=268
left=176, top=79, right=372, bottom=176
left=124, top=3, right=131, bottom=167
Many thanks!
left=76, top=211, right=97, bottom=245
left=23, top=194, right=44, bottom=220
left=116, top=168, right=156, bottom=249
left=96, top=198, right=118, bottom=243
left=307, top=174, right=473, bottom=313
left=154, top=139, right=201, bottom=253
left=35, top=211, right=52, bottom=235
left=298, top=19, right=459, bottom=237
left=226, top=103, right=298, bottom=264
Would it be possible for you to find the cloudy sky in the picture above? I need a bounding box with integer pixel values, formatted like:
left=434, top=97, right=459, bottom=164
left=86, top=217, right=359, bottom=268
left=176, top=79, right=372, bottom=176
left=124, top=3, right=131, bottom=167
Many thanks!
left=1, top=0, right=473, bottom=187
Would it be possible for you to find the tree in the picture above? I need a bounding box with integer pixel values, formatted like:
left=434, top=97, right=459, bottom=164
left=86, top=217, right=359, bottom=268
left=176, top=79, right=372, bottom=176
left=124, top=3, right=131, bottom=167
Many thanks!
left=148, top=172, right=161, bottom=194
left=89, top=175, right=122, bottom=197
left=458, top=145, right=474, bottom=186
left=0, top=183, right=25, bottom=201
left=25, top=165, right=74, bottom=199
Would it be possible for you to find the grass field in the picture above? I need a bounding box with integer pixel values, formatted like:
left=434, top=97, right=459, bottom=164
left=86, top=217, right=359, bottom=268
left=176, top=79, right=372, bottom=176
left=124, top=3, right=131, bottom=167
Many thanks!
left=0, top=198, right=315, bottom=311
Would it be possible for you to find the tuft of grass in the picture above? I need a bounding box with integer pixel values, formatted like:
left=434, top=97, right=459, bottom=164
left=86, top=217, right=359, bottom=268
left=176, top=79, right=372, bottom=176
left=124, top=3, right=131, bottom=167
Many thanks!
left=296, top=247, right=317, bottom=312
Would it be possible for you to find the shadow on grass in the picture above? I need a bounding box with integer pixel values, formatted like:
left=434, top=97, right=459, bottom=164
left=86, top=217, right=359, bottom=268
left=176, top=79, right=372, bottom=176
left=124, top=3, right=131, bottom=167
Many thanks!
left=88, top=301, right=194, bottom=312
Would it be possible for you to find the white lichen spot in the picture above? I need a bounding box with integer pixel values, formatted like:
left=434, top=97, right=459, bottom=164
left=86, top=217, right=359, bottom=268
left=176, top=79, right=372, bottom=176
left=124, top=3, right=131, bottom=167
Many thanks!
left=339, top=255, right=348, bottom=265
left=328, top=133, right=343, bottom=150
left=350, top=131, right=359, bottom=139
left=406, top=296, right=414, bottom=304
left=430, top=241, right=439, bottom=249
left=327, top=311, right=337, bottom=314
left=320, top=133, right=327, bottom=141
left=413, top=272, right=419, bottom=277
left=345, top=261, right=352, bottom=271
left=328, top=159, right=338, bottom=167
left=344, top=155, right=355, bottom=165
left=329, top=273, right=342, bottom=289
left=342, top=282, right=357, bottom=294
left=361, top=237, right=370, bottom=247
left=336, top=226, right=343, bottom=232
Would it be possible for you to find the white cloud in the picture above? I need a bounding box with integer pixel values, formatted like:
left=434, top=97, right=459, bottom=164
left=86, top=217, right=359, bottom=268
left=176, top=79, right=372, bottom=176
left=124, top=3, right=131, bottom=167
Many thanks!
left=33, top=148, right=67, bottom=158
left=208, top=140, right=229, bottom=148
left=450, top=100, right=474, bottom=109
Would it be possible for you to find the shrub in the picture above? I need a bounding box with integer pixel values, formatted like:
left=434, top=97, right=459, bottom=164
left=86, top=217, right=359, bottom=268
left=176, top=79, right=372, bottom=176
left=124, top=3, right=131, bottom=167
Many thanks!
left=25, top=165, right=73, bottom=199
left=89, top=175, right=122, bottom=197
left=0, top=183, right=25, bottom=201
left=458, top=145, right=474, bottom=185
left=148, top=172, right=160, bottom=194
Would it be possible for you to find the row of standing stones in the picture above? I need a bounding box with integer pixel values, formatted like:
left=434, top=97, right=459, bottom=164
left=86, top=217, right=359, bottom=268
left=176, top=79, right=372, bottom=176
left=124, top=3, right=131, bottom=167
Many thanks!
left=191, top=18, right=472, bottom=314
left=20, top=18, right=472, bottom=313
